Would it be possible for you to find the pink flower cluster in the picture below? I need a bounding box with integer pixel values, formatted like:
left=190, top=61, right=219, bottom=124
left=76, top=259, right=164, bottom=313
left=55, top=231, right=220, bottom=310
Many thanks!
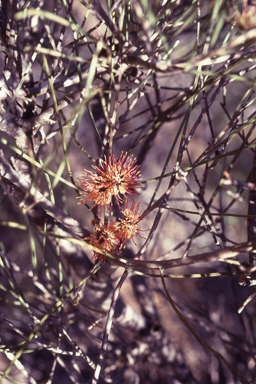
left=76, top=153, right=143, bottom=261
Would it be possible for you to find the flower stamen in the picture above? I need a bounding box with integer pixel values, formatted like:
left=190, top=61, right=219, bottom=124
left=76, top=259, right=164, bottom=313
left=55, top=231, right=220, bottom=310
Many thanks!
left=76, top=153, right=141, bottom=212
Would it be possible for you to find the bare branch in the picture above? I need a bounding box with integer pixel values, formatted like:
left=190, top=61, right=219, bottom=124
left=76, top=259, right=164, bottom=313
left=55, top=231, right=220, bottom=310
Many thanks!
left=0, top=151, right=88, bottom=238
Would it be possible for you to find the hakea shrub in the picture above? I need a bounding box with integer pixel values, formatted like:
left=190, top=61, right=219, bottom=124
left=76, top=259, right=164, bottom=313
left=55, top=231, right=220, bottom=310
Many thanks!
left=76, top=153, right=143, bottom=262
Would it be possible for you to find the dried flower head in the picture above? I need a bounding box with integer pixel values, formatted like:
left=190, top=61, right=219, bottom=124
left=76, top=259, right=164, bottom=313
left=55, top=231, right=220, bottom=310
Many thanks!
left=86, top=222, right=120, bottom=262
left=111, top=200, right=142, bottom=246
left=76, top=153, right=141, bottom=211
